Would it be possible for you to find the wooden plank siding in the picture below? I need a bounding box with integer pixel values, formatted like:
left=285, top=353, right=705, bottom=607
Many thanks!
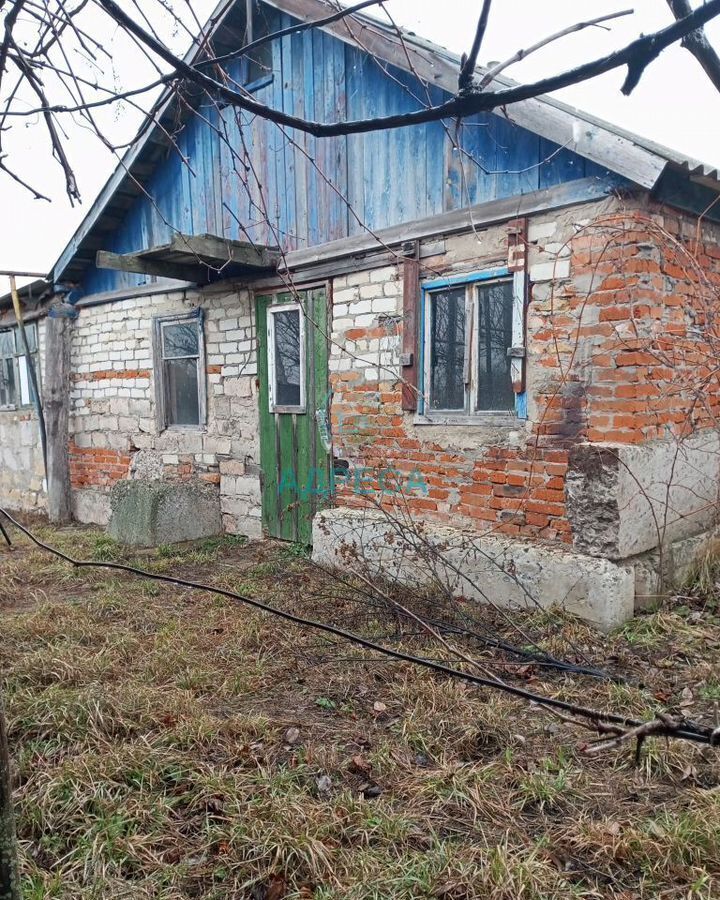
left=81, top=2, right=612, bottom=296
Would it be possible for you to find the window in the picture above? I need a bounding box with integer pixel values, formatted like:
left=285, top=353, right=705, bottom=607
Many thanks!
left=422, top=276, right=519, bottom=418
left=267, top=303, right=305, bottom=412
left=0, top=322, right=39, bottom=409
left=242, top=1, right=273, bottom=89
left=154, top=312, right=206, bottom=429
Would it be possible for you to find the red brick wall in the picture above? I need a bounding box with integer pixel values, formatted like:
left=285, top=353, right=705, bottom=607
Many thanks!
left=69, top=442, right=132, bottom=490
left=329, top=198, right=720, bottom=544
left=532, top=209, right=720, bottom=447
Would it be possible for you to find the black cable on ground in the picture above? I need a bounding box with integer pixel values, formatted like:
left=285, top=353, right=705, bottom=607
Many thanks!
left=1, top=507, right=716, bottom=748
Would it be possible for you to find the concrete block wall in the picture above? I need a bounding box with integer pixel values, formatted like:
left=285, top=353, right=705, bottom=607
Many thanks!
left=67, top=288, right=262, bottom=535
left=0, top=318, right=46, bottom=513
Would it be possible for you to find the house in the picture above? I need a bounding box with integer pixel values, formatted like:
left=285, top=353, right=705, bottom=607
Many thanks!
left=2, top=0, right=720, bottom=628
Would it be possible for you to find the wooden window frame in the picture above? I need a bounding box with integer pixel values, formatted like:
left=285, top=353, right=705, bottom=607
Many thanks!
left=267, top=301, right=307, bottom=414
left=152, top=310, right=207, bottom=431
left=0, top=322, right=39, bottom=411
left=416, top=267, right=525, bottom=426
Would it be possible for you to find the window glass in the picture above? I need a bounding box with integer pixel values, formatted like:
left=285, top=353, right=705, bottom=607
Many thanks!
left=24, top=323, right=37, bottom=353
left=163, top=322, right=199, bottom=358
left=0, top=324, right=39, bottom=408
left=244, top=0, right=273, bottom=86
left=429, top=287, right=466, bottom=411
left=0, top=357, right=16, bottom=407
left=476, top=281, right=514, bottom=411
left=246, top=42, right=272, bottom=86
left=0, top=330, right=14, bottom=356
left=158, top=316, right=202, bottom=427
left=165, top=358, right=200, bottom=425
left=273, top=308, right=302, bottom=407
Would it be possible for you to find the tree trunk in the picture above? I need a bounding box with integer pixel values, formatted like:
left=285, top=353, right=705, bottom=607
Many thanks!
left=44, top=311, right=73, bottom=524
left=0, top=696, right=20, bottom=900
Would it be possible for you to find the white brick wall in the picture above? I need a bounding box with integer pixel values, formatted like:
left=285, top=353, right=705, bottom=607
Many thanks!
left=68, top=288, right=261, bottom=536
left=329, top=265, right=402, bottom=383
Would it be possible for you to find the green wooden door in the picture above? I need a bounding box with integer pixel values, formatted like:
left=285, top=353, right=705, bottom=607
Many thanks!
left=257, top=288, right=332, bottom=544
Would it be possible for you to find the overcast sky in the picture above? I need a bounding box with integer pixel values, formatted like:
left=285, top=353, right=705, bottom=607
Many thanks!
left=2, top=0, right=720, bottom=279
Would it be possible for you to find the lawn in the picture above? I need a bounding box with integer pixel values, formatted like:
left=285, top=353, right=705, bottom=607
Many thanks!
left=0, top=518, right=719, bottom=898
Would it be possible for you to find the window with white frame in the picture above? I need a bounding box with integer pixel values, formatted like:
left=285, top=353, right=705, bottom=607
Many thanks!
left=267, top=303, right=305, bottom=412
left=0, top=322, right=39, bottom=409
left=154, top=312, right=206, bottom=429
left=422, top=276, right=519, bottom=417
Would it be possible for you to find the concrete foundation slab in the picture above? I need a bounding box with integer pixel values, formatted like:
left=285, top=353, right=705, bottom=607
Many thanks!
left=108, top=479, right=222, bottom=546
left=312, top=508, right=634, bottom=631
left=630, top=525, right=720, bottom=610
left=567, top=432, right=720, bottom=560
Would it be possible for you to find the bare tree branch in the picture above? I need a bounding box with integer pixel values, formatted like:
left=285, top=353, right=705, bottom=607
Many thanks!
left=479, top=8, right=635, bottom=89
left=95, top=0, right=720, bottom=138
left=458, top=0, right=492, bottom=90
left=197, top=0, right=385, bottom=69
left=666, top=0, right=720, bottom=92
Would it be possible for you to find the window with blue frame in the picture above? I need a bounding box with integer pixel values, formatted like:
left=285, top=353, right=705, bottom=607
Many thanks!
left=422, top=276, right=518, bottom=416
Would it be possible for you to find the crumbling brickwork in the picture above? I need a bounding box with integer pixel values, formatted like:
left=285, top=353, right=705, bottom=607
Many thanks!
left=328, top=194, right=720, bottom=552
left=67, top=288, right=261, bottom=533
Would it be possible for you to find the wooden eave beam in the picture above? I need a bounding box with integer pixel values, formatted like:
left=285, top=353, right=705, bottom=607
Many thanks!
left=137, top=233, right=280, bottom=270
left=96, top=250, right=207, bottom=283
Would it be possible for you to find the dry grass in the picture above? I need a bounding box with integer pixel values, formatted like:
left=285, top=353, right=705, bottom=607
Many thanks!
left=1, top=519, right=719, bottom=898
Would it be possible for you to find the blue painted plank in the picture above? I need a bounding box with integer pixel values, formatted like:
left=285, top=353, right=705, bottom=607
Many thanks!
left=76, top=8, right=613, bottom=297
left=345, top=43, right=367, bottom=237
left=495, top=115, right=540, bottom=197
left=291, top=27, right=309, bottom=248
left=281, top=19, right=297, bottom=250
left=538, top=137, right=583, bottom=189
left=304, top=29, right=319, bottom=244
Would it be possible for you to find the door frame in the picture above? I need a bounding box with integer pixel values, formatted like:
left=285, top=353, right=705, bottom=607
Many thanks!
left=253, top=280, right=332, bottom=543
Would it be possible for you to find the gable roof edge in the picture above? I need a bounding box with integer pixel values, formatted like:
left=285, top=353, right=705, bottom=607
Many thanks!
left=262, top=0, right=667, bottom=189
left=52, top=0, right=718, bottom=284
left=52, top=0, right=237, bottom=284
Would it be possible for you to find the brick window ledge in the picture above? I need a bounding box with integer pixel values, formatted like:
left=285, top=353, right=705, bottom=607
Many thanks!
left=413, top=413, right=518, bottom=428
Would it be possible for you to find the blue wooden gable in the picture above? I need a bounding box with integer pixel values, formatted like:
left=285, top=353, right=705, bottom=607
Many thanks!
left=79, top=5, right=612, bottom=296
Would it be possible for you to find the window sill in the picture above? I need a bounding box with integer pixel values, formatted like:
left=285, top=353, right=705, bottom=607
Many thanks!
left=413, top=413, right=519, bottom=428
left=161, top=424, right=207, bottom=433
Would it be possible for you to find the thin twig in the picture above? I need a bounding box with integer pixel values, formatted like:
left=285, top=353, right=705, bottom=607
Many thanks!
left=479, top=9, right=635, bottom=89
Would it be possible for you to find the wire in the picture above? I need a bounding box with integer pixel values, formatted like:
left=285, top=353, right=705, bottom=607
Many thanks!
left=1, top=507, right=716, bottom=747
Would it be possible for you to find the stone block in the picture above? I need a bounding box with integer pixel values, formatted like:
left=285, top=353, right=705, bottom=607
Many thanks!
left=108, top=479, right=222, bottom=547
left=73, top=488, right=112, bottom=526
left=312, top=508, right=634, bottom=631
left=567, top=431, right=720, bottom=560
left=530, top=259, right=571, bottom=282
